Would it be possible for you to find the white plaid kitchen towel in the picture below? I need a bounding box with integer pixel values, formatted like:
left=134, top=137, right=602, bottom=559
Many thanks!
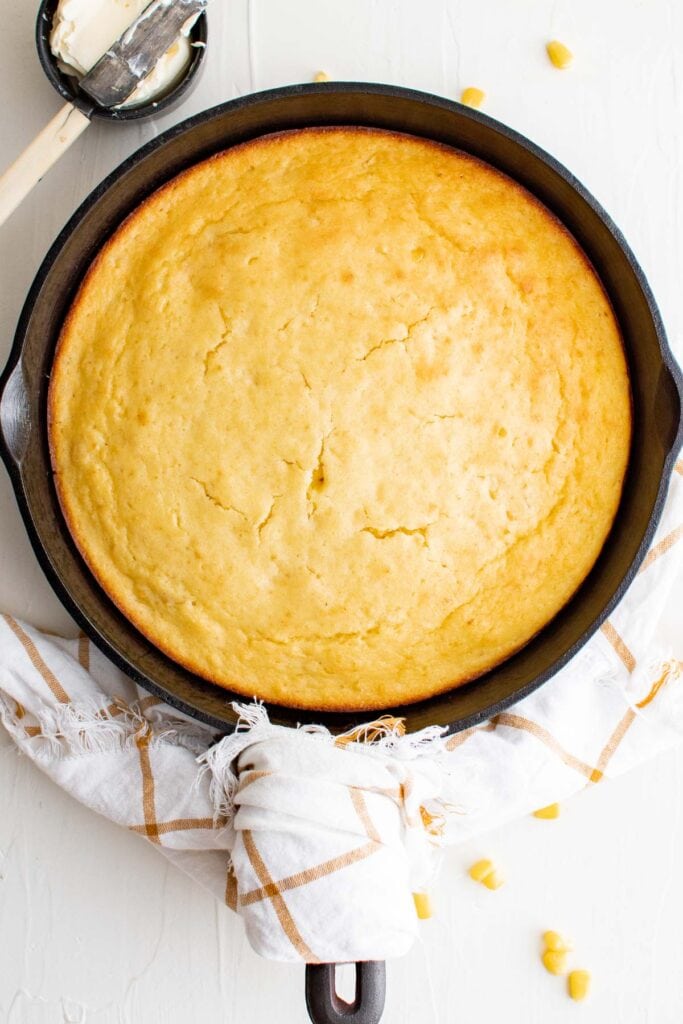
left=0, top=463, right=681, bottom=963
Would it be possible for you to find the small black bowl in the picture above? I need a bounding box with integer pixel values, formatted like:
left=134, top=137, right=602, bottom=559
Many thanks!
left=35, top=0, right=208, bottom=122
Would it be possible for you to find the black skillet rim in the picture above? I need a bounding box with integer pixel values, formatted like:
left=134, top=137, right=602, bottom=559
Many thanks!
left=1, top=82, right=682, bottom=734
left=35, top=0, right=208, bottom=122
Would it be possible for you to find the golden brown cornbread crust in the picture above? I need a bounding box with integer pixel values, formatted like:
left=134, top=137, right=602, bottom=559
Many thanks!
left=49, top=127, right=632, bottom=711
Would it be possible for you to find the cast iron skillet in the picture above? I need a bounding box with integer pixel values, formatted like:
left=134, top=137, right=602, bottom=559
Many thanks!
left=1, top=84, right=682, bottom=1024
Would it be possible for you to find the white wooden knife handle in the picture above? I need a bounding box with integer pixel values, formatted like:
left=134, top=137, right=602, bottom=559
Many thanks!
left=0, top=102, right=90, bottom=228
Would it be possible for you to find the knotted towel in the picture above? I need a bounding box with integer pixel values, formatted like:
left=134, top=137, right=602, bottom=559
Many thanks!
left=0, top=466, right=681, bottom=963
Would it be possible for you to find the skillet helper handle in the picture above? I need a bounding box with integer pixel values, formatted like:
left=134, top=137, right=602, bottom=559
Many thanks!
left=305, top=961, right=386, bottom=1024
left=0, top=102, right=90, bottom=228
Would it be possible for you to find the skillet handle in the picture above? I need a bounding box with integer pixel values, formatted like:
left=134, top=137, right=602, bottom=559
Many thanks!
left=305, top=961, right=386, bottom=1024
left=657, top=362, right=683, bottom=459
left=0, top=361, right=30, bottom=469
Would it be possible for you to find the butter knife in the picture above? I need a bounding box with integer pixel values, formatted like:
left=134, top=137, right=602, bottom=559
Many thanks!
left=80, top=0, right=208, bottom=109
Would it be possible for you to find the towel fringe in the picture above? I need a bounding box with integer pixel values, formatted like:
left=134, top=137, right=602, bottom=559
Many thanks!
left=197, top=701, right=454, bottom=824
left=0, top=692, right=211, bottom=761
left=636, top=658, right=683, bottom=709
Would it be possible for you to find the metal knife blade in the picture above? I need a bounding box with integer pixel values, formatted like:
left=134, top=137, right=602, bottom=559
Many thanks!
left=79, top=0, right=207, bottom=109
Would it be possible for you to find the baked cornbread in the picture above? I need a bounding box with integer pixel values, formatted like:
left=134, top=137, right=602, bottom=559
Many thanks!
left=49, top=128, right=631, bottom=711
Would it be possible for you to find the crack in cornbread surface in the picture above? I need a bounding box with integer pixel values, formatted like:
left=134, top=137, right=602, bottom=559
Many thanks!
left=49, top=128, right=632, bottom=710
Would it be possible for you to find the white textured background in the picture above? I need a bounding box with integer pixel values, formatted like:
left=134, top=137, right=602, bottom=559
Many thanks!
left=1, top=1, right=683, bottom=1021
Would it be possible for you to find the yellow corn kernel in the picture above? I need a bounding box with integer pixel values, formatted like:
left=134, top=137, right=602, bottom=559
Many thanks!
left=543, top=930, right=572, bottom=952
left=546, top=40, right=573, bottom=70
left=412, top=892, right=432, bottom=920
left=314, top=70, right=331, bottom=83
left=481, top=869, right=504, bottom=890
left=542, top=949, right=569, bottom=976
left=468, top=858, right=494, bottom=882
left=568, top=969, right=591, bottom=1001
left=461, top=87, right=485, bottom=109
left=533, top=802, right=560, bottom=819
